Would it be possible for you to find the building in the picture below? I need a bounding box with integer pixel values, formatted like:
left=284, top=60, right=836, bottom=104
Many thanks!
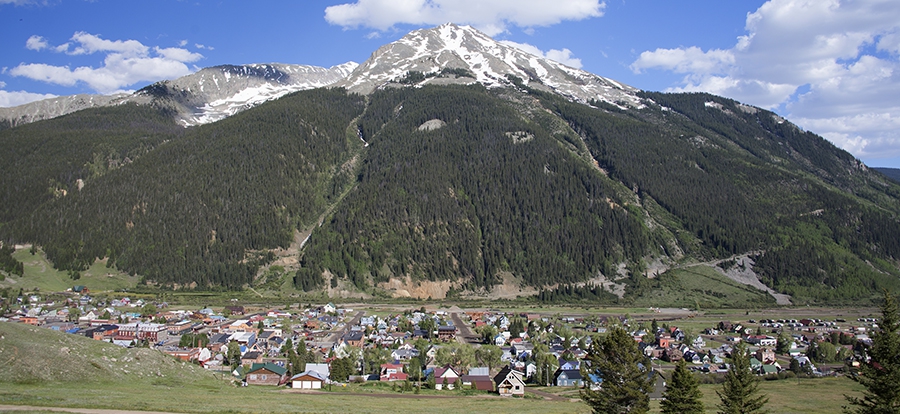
left=246, top=362, right=287, bottom=386
left=291, top=370, right=326, bottom=389
left=494, top=366, right=526, bottom=396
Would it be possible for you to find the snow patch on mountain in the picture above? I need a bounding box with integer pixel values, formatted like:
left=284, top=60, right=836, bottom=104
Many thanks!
left=146, top=62, right=359, bottom=126
left=336, top=23, right=641, bottom=107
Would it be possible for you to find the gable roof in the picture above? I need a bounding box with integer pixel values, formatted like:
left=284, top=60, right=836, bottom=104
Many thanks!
left=290, top=370, right=327, bottom=382
left=493, top=366, right=525, bottom=386
left=249, top=362, right=286, bottom=377
left=434, top=365, right=459, bottom=378
left=554, top=369, right=583, bottom=381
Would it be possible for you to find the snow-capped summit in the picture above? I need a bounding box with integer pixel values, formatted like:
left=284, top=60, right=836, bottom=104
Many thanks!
left=139, top=62, right=358, bottom=126
left=1, top=24, right=641, bottom=129
left=0, top=62, right=358, bottom=128
left=336, top=23, right=640, bottom=106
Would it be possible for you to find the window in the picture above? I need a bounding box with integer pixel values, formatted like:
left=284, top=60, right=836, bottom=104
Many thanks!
left=249, top=374, right=257, bottom=380
left=261, top=375, right=268, bottom=380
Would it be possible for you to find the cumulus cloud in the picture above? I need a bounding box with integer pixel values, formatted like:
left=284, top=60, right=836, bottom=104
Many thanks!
left=0, top=0, right=45, bottom=5
left=630, top=0, right=900, bottom=165
left=324, top=0, right=605, bottom=36
left=9, top=32, right=204, bottom=95
left=0, top=90, right=57, bottom=107
left=25, top=35, right=49, bottom=51
left=501, top=40, right=582, bottom=68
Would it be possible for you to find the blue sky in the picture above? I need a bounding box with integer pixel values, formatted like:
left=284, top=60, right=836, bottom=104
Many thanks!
left=2, top=0, right=899, bottom=168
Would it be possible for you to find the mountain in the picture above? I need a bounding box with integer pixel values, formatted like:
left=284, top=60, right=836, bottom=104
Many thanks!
left=0, top=62, right=357, bottom=130
left=0, top=93, right=135, bottom=129
left=336, top=23, right=640, bottom=107
left=874, top=167, right=900, bottom=183
left=1, top=24, right=899, bottom=305
left=137, top=62, right=358, bottom=126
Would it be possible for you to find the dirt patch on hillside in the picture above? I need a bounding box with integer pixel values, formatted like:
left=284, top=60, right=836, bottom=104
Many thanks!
left=715, top=255, right=793, bottom=305
left=378, top=276, right=460, bottom=299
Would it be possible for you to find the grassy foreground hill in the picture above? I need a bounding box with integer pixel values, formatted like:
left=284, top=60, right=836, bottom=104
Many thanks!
left=0, top=320, right=868, bottom=414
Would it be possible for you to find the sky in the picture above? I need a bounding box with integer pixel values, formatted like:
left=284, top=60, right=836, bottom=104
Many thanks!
left=1, top=0, right=899, bottom=168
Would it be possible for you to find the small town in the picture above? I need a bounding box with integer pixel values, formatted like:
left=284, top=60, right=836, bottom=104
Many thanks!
left=0, top=285, right=881, bottom=403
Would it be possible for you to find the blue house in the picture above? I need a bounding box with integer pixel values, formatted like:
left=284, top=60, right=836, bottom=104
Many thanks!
left=553, top=369, right=584, bottom=387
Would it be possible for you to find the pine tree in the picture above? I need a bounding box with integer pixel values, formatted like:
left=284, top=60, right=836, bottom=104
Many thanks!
left=845, top=290, right=900, bottom=413
left=717, top=341, right=769, bottom=414
left=581, top=326, right=653, bottom=413
left=661, top=359, right=704, bottom=414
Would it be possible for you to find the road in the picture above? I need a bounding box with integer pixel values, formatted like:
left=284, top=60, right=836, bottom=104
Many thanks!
left=449, top=312, right=480, bottom=344
left=327, top=310, right=365, bottom=343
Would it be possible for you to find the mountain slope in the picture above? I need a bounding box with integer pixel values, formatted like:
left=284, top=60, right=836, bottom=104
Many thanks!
left=0, top=25, right=898, bottom=305
left=874, top=167, right=900, bottom=183
left=335, top=23, right=639, bottom=107
left=138, top=62, right=358, bottom=126
left=0, top=62, right=358, bottom=130
left=2, top=88, right=365, bottom=288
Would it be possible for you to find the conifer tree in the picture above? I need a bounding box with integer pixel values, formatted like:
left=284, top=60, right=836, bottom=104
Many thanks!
left=661, top=359, right=704, bottom=414
left=717, top=341, right=769, bottom=414
left=581, top=326, right=653, bottom=413
left=845, top=290, right=900, bottom=413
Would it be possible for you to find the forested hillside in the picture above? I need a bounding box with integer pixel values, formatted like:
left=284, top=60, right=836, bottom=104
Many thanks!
left=1, top=83, right=898, bottom=304
left=295, top=85, right=655, bottom=293
left=540, top=89, right=900, bottom=303
left=1, top=89, right=365, bottom=288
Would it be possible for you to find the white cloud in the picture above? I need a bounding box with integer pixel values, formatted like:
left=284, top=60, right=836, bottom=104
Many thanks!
left=631, top=47, right=733, bottom=75
left=9, top=32, right=204, bottom=95
left=66, top=32, right=148, bottom=56
left=154, top=46, right=203, bottom=63
left=0, top=90, right=57, bottom=107
left=0, top=0, right=45, bottom=5
left=25, top=35, right=49, bottom=51
left=500, top=40, right=582, bottom=68
left=630, top=0, right=900, bottom=165
left=324, top=0, right=605, bottom=36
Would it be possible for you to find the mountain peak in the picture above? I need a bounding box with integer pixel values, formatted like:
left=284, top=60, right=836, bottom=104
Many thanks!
left=336, top=23, right=640, bottom=107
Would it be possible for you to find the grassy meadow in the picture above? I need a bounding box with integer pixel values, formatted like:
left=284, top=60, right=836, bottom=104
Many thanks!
left=0, top=320, right=869, bottom=414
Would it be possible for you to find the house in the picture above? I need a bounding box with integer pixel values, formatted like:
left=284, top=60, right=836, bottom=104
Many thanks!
left=306, top=363, right=331, bottom=379
left=380, top=363, right=407, bottom=381
left=494, top=366, right=526, bottom=396
left=434, top=365, right=460, bottom=390
left=228, top=320, right=254, bottom=333
left=241, top=351, right=264, bottom=366
left=437, top=325, right=457, bottom=342
left=657, top=335, right=672, bottom=348
left=291, top=370, right=327, bottom=389
left=391, top=348, right=419, bottom=361
left=755, top=348, right=776, bottom=364
left=553, top=369, right=583, bottom=387
left=341, top=330, right=364, bottom=347
left=648, top=370, right=668, bottom=399
left=663, top=347, right=683, bottom=362
left=460, top=372, right=494, bottom=391
left=558, top=358, right=579, bottom=371
left=225, top=306, right=245, bottom=316
left=746, top=335, right=777, bottom=347
left=246, top=362, right=287, bottom=386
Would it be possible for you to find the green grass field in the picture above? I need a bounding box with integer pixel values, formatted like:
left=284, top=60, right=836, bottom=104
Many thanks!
left=633, top=265, right=777, bottom=309
left=2, top=247, right=139, bottom=293
left=0, top=320, right=869, bottom=414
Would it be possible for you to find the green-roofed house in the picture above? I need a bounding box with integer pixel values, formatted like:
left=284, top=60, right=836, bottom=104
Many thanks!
left=246, top=362, right=287, bottom=386
left=759, top=364, right=779, bottom=375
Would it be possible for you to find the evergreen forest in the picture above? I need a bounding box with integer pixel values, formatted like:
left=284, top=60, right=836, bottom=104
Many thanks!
left=1, top=83, right=898, bottom=304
